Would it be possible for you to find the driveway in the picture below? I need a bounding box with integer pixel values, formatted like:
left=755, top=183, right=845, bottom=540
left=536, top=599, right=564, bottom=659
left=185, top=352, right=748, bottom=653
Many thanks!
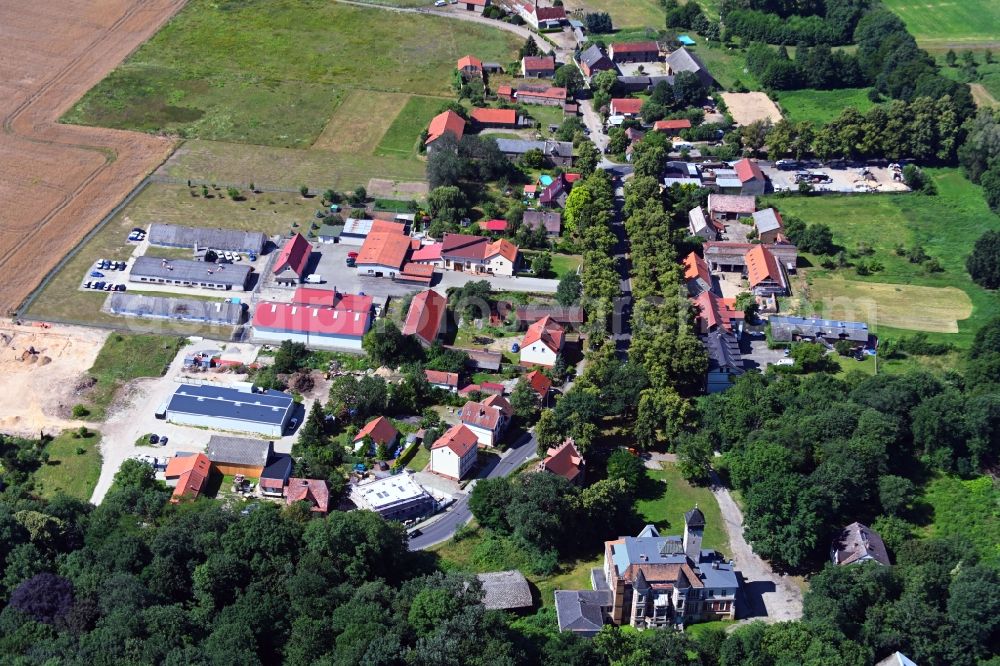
left=709, top=470, right=804, bottom=622
left=89, top=341, right=306, bottom=503
left=742, top=337, right=786, bottom=372
left=579, top=99, right=608, bottom=153
left=408, top=429, right=537, bottom=550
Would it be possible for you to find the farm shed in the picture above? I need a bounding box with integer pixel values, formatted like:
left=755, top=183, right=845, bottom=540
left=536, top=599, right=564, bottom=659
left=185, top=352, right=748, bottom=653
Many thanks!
left=148, top=223, right=266, bottom=254
left=164, top=383, right=294, bottom=438
left=107, top=293, right=244, bottom=325
left=130, top=256, right=252, bottom=291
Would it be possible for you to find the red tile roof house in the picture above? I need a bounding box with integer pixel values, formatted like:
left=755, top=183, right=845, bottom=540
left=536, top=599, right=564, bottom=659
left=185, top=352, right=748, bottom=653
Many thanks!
left=425, top=369, right=461, bottom=392
left=683, top=251, right=713, bottom=295
left=272, top=233, right=313, bottom=285
left=609, top=41, right=660, bottom=63
left=430, top=423, right=480, bottom=480
left=522, top=55, right=556, bottom=78
left=353, top=416, right=400, bottom=455
left=164, top=453, right=212, bottom=503
left=285, top=478, right=330, bottom=514
left=425, top=110, right=466, bottom=153
left=523, top=210, right=561, bottom=236
left=470, top=108, right=520, bottom=129
left=654, top=118, right=692, bottom=135
left=692, top=290, right=745, bottom=337
left=460, top=395, right=513, bottom=447
left=522, top=369, right=552, bottom=404
left=538, top=438, right=585, bottom=484
left=459, top=381, right=505, bottom=397
left=539, top=173, right=572, bottom=208
left=252, top=287, right=373, bottom=351
left=483, top=219, right=508, bottom=233
left=497, top=84, right=514, bottom=102
left=409, top=241, right=443, bottom=268
left=744, top=244, right=788, bottom=296
left=610, top=98, right=643, bottom=117
left=440, top=233, right=520, bottom=276
left=402, top=289, right=448, bottom=347
left=457, top=55, right=483, bottom=79
left=515, top=85, right=567, bottom=107
left=520, top=315, right=565, bottom=367
left=734, top=158, right=766, bottom=196
left=355, top=228, right=412, bottom=278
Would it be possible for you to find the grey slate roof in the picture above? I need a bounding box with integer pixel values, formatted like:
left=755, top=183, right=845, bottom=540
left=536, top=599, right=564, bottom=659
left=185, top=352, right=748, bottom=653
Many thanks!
left=769, top=316, right=869, bottom=343
left=107, top=293, right=244, bottom=325
left=523, top=210, right=562, bottom=235
left=477, top=571, right=533, bottom=610
left=495, top=139, right=573, bottom=159
left=166, top=384, right=293, bottom=426
left=148, top=223, right=266, bottom=253
left=261, top=452, right=293, bottom=481
left=752, top=208, right=782, bottom=234
left=579, top=44, right=611, bottom=69
left=666, top=47, right=713, bottom=88
left=832, top=522, right=891, bottom=566
left=555, top=590, right=611, bottom=633
left=131, top=256, right=252, bottom=288
left=685, top=506, right=706, bottom=528
left=206, top=435, right=273, bottom=467
left=704, top=330, right=744, bottom=373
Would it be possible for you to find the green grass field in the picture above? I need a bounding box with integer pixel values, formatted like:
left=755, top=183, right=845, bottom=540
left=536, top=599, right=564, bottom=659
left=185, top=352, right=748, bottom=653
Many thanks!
left=882, top=0, right=1000, bottom=51
left=376, top=96, right=449, bottom=156
left=63, top=0, right=519, bottom=148
left=563, top=0, right=664, bottom=28
left=920, top=475, right=999, bottom=568
left=80, top=333, right=183, bottom=420
left=937, top=57, right=1000, bottom=108
left=775, top=88, right=875, bottom=124
left=33, top=430, right=103, bottom=501
left=763, top=168, right=1000, bottom=347
left=636, top=463, right=731, bottom=556
left=689, top=43, right=759, bottom=91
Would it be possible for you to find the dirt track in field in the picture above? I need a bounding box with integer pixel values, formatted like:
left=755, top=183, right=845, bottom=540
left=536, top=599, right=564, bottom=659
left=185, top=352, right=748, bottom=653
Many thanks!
left=0, top=0, right=186, bottom=316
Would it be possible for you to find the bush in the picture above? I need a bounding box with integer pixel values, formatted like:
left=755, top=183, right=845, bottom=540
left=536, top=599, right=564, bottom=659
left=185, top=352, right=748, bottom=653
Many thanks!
left=71, top=404, right=90, bottom=418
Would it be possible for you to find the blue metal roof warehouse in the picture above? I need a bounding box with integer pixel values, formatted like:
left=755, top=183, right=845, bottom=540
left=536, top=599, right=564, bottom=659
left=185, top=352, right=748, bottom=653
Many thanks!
left=165, top=384, right=294, bottom=437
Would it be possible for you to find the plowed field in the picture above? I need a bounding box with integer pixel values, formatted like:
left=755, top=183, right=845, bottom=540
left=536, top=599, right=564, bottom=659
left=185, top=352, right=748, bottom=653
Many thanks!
left=0, top=0, right=185, bottom=315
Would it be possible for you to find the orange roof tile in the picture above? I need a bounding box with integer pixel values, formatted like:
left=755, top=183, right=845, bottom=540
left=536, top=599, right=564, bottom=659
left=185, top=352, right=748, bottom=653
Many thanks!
left=470, top=108, right=518, bottom=125
left=683, top=251, right=711, bottom=285
left=356, top=231, right=411, bottom=270
left=403, top=290, right=447, bottom=346
left=432, top=423, right=479, bottom=457
left=165, top=453, right=211, bottom=502
left=427, top=110, right=466, bottom=144
left=734, top=158, right=764, bottom=183
left=425, top=369, right=460, bottom=387
left=354, top=416, right=399, bottom=445
left=654, top=119, right=692, bottom=130
left=744, top=244, right=782, bottom=287
left=485, top=238, right=519, bottom=263
left=457, top=55, right=483, bottom=70
left=611, top=98, right=643, bottom=115
left=542, top=439, right=584, bottom=482
left=523, top=369, right=552, bottom=398
left=285, top=478, right=330, bottom=513
left=521, top=316, right=564, bottom=353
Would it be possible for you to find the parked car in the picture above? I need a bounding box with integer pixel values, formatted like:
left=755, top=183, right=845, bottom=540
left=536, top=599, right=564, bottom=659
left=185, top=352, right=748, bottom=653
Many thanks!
left=159, top=436, right=168, bottom=446
left=114, top=284, right=126, bottom=292
left=407, top=528, right=423, bottom=538
left=104, top=283, right=113, bottom=291
left=95, top=259, right=106, bottom=268
left=83, top=281, right=92, bottom=289
left=288, top=418, right=299, bottom=431
left=90, top=271, right=104, bottom=278
left=100, top=260, right=111, bottom=269
left=434, top=0, right=446, bottom=5
left=93, top=281, right=106, bottom=290
left=775, top=159, right=798, bottom=170
left=248, top=251, right=258, bottom=261
left=149, top=434, right=159, bottom=444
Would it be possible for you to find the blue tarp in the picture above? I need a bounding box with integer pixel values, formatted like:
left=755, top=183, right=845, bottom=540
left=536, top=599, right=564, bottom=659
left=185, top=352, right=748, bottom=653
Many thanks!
left=678, top=35, right=696, bottom=45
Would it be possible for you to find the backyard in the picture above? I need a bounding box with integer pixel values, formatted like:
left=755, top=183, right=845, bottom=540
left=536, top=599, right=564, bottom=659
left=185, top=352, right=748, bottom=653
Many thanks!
left=33, top=429, right=103, bottom=501
left=562, top=0, right=664, bottom=29
left=63, top=0, right=520, bottom=147
left=636, top=463, right=731, bottom=556
left=763, top=168, right=1000, bottom=347
left=376, top=96, right=451, bottom=157
left=919, top=475, right=999, bottom=568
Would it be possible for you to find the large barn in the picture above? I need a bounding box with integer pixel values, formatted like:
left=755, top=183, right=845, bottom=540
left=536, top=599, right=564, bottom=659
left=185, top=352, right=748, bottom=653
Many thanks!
left=106, top=293, right=245, bottom=325
left=164, top=384, right=295, bottom=438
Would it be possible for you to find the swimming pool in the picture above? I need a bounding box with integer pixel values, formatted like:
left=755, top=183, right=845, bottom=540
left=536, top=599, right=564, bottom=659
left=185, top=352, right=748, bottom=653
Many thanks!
left=539, top=175, right=554, bottom=186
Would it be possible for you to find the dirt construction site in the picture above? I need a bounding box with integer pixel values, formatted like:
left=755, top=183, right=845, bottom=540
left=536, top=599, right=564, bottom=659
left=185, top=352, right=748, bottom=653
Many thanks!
left=0, top=323, right=109, bottom=436
left=0, top=0, right=186, bottom=316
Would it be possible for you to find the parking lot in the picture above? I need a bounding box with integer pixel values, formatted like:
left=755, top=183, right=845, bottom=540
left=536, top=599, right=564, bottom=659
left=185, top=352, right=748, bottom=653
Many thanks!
left=742, top=337, right=787, bottom=371
left=762, top=162, right=909, bottom=194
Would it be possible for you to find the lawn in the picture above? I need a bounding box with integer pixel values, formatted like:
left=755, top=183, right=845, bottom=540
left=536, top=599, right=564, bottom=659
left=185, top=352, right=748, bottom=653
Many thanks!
left=938, top=57, right=1000, bottom=107
left=522, top=251, right=582, bottom=279
left=775, top=88, right=875, bottom=124
left=525, top=105, right=567, bottom=135
left=376, top=96, right=450, bottom=157
left=79, top=333, right=183, bottom=420
left=762, top=168, right=1000, bottom=347
left=919, top=475, right=1000, bottom=568
left=312, top=90, right=412, bottom=153
left=64, top=0, right=519, bottom=147
left=24, top=182, right=317, bottom=329
left=406, top=446, right=431, bottom=472
left=562, top=0, right=664, bottom=29
left=33, top=430, right=103, bottom=501
left=160, top=139, right=429, bottom=193
left=689, top=43, right=759, bottom=91
left=636, top=463, right=731, bottom=556
left=882, top=0, right=1000, bottom=51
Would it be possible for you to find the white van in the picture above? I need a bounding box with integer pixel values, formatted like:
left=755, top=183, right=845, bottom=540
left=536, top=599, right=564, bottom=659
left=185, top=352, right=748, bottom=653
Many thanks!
left=304, top=274, right=324, bottom=284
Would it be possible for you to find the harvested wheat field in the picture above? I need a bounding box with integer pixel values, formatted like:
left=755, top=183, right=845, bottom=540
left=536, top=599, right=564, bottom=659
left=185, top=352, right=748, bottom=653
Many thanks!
left=0, top=323, right=109, bottom=436
left=0, top=0, right=185, bottom=316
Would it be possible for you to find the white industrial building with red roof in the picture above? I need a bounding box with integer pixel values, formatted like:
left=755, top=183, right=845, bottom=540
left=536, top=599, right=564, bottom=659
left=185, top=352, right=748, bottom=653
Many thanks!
left=251, top=287, right=373, bottom=351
